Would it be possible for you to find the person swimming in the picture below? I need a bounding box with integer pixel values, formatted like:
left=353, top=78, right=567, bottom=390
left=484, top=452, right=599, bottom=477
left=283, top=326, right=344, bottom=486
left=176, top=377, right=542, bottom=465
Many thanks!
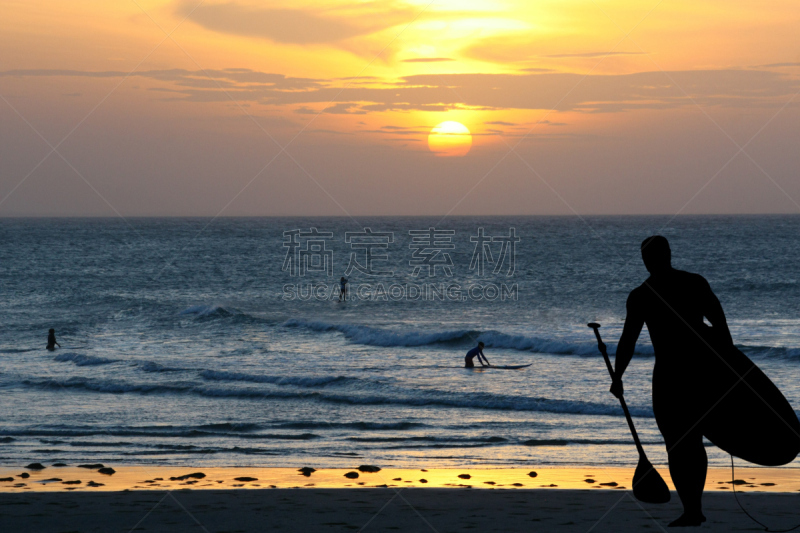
left=464, top=342, right=490, bottom=368
left=46, top=328, right=60, bottom=351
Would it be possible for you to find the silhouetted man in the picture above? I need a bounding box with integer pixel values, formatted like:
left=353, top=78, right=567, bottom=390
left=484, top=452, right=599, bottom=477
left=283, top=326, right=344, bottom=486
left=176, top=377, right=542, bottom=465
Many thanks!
left=465, top=342, right=489, bottom=368
left=613, top=236, right=799, bottom=527
left=46, top=328, right=60, bottom=351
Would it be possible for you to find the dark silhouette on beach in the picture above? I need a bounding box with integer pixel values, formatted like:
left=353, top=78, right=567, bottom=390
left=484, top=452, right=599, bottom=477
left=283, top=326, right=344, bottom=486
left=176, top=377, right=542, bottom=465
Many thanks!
left=46, top=328, right=60, bottom=351
left=614, top=236, right=800, bottom=527
left=339, top=277, right=348, bottom=301
left=465, top=342, right=489, bottom=368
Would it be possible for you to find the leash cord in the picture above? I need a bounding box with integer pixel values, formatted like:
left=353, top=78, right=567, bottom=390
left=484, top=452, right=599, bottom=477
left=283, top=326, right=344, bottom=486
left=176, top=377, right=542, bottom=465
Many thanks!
left=731, top=455, right=800, bottom=532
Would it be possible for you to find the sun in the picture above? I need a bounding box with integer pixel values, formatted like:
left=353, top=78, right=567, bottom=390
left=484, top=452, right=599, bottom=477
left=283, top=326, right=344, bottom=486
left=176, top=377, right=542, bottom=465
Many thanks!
left=428, top=121, right=472, bottom=157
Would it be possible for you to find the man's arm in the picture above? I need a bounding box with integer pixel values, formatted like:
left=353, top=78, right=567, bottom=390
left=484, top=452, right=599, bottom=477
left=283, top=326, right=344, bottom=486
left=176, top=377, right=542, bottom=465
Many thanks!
left=701, top=278, right=733, bottom=347
left=479, top=350, right=490, bottom=366
left=611, top=292, right=644, bottom=398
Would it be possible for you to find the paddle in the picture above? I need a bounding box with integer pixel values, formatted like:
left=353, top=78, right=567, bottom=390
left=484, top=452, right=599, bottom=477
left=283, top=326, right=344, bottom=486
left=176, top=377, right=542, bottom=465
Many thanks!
left=587, top=322, right=671, bottom=504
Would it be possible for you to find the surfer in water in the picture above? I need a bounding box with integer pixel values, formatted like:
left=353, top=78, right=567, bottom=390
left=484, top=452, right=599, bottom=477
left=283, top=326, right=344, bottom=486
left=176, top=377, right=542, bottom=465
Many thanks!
left=339, top=276, right=348, bottom=301
left=612, top=236, right=799, bottom=527
left=465, top=342, right=490, bottom=368
left=46, top=328, right=60, bottom=351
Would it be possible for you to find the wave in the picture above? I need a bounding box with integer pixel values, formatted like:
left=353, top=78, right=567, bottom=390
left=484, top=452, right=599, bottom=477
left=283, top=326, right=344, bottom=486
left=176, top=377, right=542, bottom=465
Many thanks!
left=283, top=319, right=475, bottom=347
left=181, top=304, right=241, bottom=318
left=54, top=352, right=117, bottom=366
left=283, top=319, right=654, bottom=355
left=199, top=370, right=352, bottom=387
left=22, top=376, right=653, bottom=417
left=0, top=348, right=36, bottom=354
left=180, top=305, right=271, bottom=324
left=272, top=421, right=424, bottom=431
left=740, top=345, right=800, bottom=360
left=138, top=361, right=185, bottom=373
left=477, top=331, right=654, bottom=355
left=2, top=423, right=317, bottom=440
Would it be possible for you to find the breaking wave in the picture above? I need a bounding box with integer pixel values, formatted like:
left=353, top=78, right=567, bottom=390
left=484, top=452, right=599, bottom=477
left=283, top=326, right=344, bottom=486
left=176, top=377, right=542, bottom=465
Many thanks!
left=283, top=319, right=654, bottom=355
left=54, top=352, right=117, bottom=366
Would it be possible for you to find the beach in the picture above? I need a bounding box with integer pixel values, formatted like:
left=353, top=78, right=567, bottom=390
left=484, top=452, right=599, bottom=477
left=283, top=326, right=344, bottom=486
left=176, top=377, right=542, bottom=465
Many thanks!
left=2, top=218, right=800, bottom=530
left=2, top=465, right=800, bottom=531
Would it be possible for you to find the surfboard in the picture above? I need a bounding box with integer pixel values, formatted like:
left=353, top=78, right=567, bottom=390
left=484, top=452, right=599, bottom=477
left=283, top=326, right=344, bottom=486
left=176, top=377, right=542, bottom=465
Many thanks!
left=465, top=364, right=531, bottom=370
left=688, top=326, right=800, bottom=466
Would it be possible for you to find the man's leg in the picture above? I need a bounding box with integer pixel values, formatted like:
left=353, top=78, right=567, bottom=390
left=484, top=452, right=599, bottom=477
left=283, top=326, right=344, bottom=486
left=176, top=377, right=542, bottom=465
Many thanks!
left=654, top=373, right=708, bottom=527
left=665, top=431, right=707, bottom=526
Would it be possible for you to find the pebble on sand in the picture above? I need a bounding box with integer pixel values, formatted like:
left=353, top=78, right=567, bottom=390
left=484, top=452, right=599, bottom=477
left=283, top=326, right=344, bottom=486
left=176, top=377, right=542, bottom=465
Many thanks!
left=528, top=471, right=538, bottom=478
left=0, top=477, right=14, bottom=482
left=97, top=467, right=116, bottom=475
left=344, top=472, right=360, bottom=479
left=458, top=474, right=471, bottom=479
left=298, top=467, right=316, bottom=477
left=26, top=463, right=46, bottom=470
left=234, top=477, right=258, bottom=482
left=419, top=479, right=428, bottom=483
left=358, top=465, right=381, bottom=473
left=170, top=472, right=206, bottom=481
left=599, top=482, right=618, bottom=487
left=18, top=473, right=30, bottom=479
left=584, top=479, right=595, bottom=483
left=52, top=463, right=67, bottom=467
left=62, top=480, right=81, bottom=485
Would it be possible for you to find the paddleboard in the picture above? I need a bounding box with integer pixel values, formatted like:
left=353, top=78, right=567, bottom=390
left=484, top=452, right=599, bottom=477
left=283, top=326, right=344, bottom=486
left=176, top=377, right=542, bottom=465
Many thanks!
left=682, top=325, right=800, bottom=466
left=466, top=364, right=532, bottom=370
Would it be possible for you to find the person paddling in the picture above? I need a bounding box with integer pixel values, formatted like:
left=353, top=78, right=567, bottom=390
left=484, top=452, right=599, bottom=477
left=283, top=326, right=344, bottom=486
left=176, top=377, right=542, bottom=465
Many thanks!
left=46, top=328, right=60, bottom=351
left=464, top=342, right=490, bottom=368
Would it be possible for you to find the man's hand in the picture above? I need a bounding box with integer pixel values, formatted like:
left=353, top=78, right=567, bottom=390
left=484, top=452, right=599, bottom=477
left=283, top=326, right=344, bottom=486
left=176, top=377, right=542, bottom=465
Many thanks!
left=610, top=377, right=623, bottom=399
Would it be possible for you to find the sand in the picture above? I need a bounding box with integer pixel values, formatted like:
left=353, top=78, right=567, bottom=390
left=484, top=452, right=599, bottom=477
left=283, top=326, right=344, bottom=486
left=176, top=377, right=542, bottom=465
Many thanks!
left=1, top=466, right=799, bottom=531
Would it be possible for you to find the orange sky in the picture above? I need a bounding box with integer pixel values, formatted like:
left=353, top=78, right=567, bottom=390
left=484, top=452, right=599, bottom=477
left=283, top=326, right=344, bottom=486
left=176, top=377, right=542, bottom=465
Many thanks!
left=1, top=0, right=799, bottom=216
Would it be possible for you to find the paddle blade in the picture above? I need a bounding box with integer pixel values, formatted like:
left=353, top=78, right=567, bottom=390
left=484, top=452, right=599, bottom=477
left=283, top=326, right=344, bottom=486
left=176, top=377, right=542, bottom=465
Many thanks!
left=632, top=457, right=671, bottom=504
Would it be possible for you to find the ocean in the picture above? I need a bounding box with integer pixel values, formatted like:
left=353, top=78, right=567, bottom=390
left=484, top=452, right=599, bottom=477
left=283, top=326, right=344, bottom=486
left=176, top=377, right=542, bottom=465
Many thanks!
left=1, top=216, right=799, bottom=469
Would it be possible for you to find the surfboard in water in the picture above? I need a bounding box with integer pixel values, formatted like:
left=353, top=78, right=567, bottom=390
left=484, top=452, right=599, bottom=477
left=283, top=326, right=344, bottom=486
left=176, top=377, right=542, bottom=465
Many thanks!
left=466, top=364, right=532, bottom=370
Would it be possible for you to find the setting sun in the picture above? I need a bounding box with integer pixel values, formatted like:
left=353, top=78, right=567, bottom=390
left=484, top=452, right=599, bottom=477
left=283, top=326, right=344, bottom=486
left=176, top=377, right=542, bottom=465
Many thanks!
left=428, top=121, right=472, bottom=157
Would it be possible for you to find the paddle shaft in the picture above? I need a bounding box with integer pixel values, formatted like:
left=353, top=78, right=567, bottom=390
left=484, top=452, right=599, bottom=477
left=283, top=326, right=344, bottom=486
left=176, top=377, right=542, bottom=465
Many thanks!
left=590, top=326, right=647, bottom=458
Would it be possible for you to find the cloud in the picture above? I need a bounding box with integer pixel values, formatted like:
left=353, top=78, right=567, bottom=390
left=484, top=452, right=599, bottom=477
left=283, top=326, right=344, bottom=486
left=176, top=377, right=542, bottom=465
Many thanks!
left=401, top=58, right=455, bottom=63
left=4, top=67, right=797, bottom=115
left=542, top=51, right=646, bottom=58
left=0, top=68, right=323, bottom=90
left=519, top=67, right=555, bottom=73
left=484, top=120, right=516, bottom=126
left=322, top=103, right=367, bottom=114
left=175, top=1, right=414, bottom=45
left=761, top=62, right=800, bottom=68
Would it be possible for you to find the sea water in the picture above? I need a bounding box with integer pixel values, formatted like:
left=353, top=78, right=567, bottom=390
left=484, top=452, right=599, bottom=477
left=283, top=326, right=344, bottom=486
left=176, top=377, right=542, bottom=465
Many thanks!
left=0, top=216, right=798, bottom=468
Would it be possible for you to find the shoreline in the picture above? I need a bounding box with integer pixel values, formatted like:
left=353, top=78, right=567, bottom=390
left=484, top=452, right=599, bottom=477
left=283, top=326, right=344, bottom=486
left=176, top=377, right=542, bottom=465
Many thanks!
left=2, top=465, right=798, bottom=493
left=3, top=465, right=800, bottom=531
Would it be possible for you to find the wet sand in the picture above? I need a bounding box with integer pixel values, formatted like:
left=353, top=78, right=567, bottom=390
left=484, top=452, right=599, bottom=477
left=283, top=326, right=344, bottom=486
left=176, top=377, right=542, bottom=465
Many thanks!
left=1, top=465, right=799, bottom=531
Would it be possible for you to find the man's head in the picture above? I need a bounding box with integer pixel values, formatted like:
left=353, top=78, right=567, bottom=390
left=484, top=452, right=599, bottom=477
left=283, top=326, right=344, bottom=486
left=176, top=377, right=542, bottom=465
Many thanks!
left=478, top=342, right=485, bottom=348
left=49, top=328, right=54, bottom=334
left=641, top=236, right=671, bottom=273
